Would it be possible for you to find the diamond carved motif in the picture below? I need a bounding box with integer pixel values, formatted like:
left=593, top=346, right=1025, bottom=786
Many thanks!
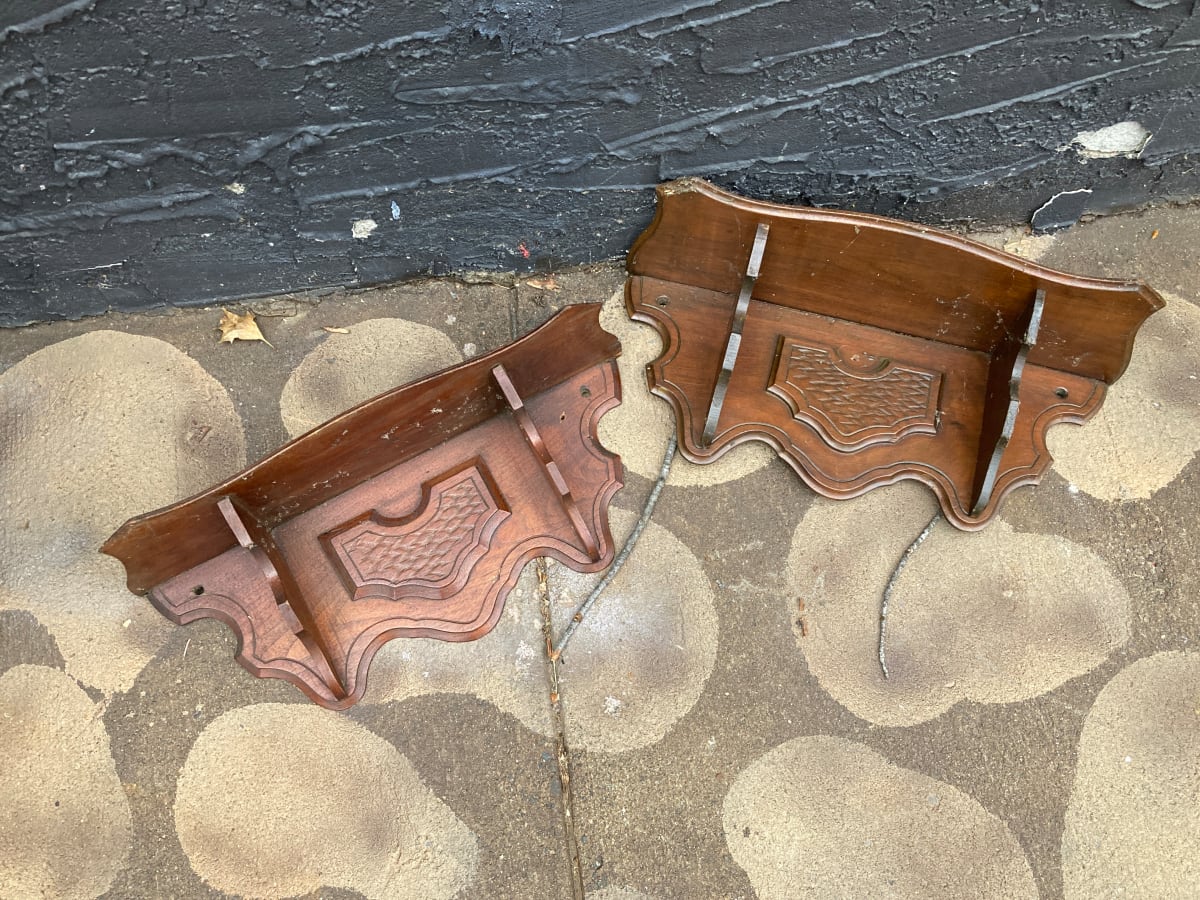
left=323, top=464, right=510, bottom=602
left=768, top=340, right=942, bottom=450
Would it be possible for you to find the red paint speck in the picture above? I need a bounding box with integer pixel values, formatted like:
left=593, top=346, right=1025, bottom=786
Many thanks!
left=518, top=242, right=530, bottom=258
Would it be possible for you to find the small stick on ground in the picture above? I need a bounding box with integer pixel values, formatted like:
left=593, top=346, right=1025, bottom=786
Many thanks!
left=554, top=434, right=677, bottom=656
left=879, top=512, right=941, bottom=679
left=535, top=557, right=585, bottom=898
left=537, top=559, right=562, bottom=704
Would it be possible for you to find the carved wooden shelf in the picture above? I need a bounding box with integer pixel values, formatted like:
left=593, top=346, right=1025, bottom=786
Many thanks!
left=102, top=305, right=623, bottom=708
left=627, top=178, right=1164, bottom=529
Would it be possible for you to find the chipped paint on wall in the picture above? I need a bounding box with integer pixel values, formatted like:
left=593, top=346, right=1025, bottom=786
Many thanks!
left=1069, top=121, right=1152, bottom=159
left=1, top=0, right=1199, bottom=324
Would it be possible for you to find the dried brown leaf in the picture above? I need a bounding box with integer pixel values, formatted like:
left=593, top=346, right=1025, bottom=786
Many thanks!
left=524, top=275, right=560, bottom=291
left=217, top=308, right=273, bottom=347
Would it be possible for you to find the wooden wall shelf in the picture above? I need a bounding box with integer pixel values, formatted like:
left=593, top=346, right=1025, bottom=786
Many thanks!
left=102, top=305, right=623, bottom=708
left=627, top=179, right=1164, bottom=529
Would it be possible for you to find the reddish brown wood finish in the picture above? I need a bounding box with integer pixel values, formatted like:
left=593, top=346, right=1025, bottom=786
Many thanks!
left=102, top=305, right=623, bottom=708
left=627, top=179, right=1164, bottom=529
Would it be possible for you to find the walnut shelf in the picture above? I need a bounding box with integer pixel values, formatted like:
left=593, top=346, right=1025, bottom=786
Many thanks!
left=102, top=305, right=623, bottom=708
left=627, top=179, right=1164, bottom=529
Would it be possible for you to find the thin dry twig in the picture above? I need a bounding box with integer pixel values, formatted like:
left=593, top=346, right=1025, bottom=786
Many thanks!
left=554, top=433, right=677, bottom=656
left=536, top=559, right=561, bottom=703
left=534, top=556, right=586, bottom=896
left=879, top=512, right=941, bottom=679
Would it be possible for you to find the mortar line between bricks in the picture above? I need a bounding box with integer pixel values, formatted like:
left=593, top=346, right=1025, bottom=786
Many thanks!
left=536, top=557, right=587, bottom=900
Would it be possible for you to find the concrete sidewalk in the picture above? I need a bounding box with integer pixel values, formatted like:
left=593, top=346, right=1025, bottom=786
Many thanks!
left=1, top=206, right=1198, bottom=899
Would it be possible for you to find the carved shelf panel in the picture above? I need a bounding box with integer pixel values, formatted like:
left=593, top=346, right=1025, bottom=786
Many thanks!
left=627, top=178, right=1164, bottom=529
left=768, top=339, right=943, bottom=450
left=102, top=305, right=623, bottom=708
left=321, top=463, right=510, bottom=603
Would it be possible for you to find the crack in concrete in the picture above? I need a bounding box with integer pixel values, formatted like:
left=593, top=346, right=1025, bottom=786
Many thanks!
left=536, top=557, right=586, bottom=899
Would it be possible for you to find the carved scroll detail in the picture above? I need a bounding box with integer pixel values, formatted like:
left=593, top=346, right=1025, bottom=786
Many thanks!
left=768, top=340, right=942, bottom=449
left=322, top=464, right=509, bottom=602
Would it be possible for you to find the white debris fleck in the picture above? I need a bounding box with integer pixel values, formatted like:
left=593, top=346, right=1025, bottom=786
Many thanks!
left=226, top=182, right=247, bottom=195
left=351, top=218, right=378, bottom=240
left=603, top=696, right=623, bottom=716
left=1069, top=121, right=1151, bottom=159
left=445, top=314, right=457, bottom=325
left=462, top=342, right=477, bottom=357
left=515, top=641, right=536, bottom=665
left=390, top=200, right=401, bottom=220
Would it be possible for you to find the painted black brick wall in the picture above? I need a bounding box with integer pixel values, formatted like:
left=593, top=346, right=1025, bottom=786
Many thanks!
left=1, top=0, right=1198, bottom=325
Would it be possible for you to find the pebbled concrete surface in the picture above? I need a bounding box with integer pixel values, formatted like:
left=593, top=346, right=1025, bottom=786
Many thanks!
left=1, top=205, right=1199, bottom=899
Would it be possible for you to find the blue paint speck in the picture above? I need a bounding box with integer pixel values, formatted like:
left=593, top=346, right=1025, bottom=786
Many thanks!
left=390, top=201, right=401, bottom=221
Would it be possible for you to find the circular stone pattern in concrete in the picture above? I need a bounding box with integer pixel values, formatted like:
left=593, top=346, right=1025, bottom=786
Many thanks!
left=549, top=507, right=720, bottom=753
left=0, top=331, right=246, bottom=696
left=1061, top=652, right=1200, bottom=899
left=598, top=289, right=775, bottom=487
left=786, top=483, right=1131, bottom=726
left=364, top=565, right=552, bottom=736
left=1047, top=293, right=1200, bottom=501
left=366, top=507, right=720, bottom=755
left=723, top=735, right=1037, bottom=899
left=588, top=888, right=660, bottom=900
left=0, top=665, right=133, bottom=899
left=279, top=317, right=462, bottom=438
left=174, top=703, right=478, bottom=899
